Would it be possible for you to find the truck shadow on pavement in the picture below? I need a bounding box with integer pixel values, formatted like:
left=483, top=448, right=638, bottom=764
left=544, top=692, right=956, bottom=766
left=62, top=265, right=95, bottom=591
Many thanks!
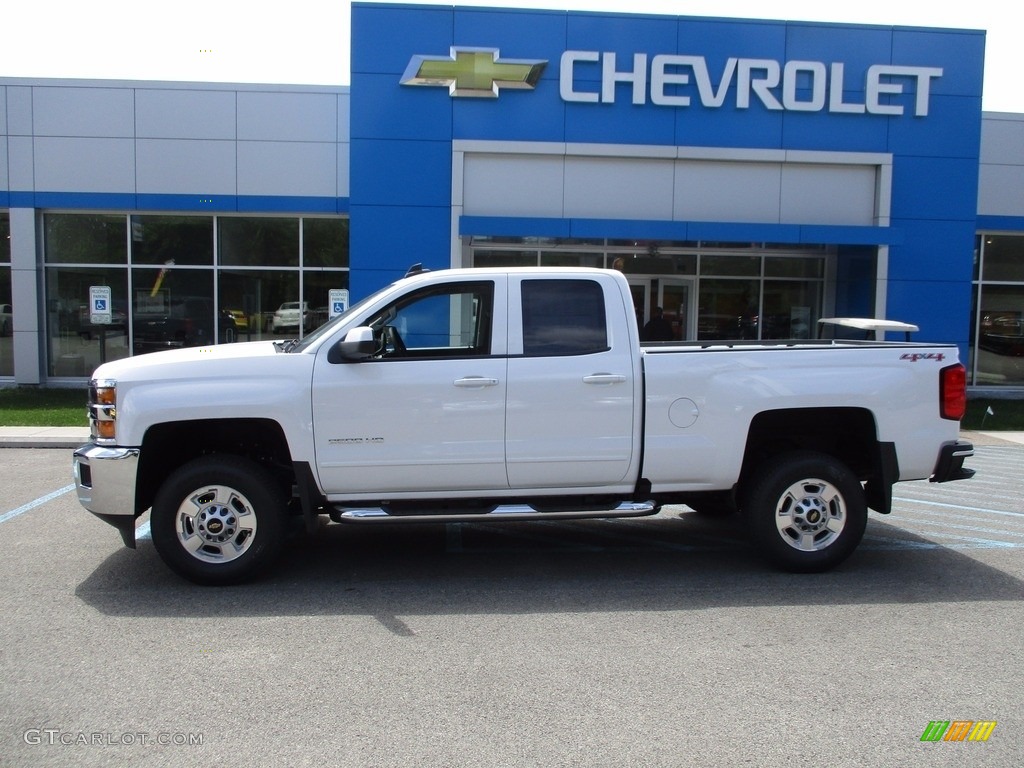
left=75, top=508, right=1024, bottom=624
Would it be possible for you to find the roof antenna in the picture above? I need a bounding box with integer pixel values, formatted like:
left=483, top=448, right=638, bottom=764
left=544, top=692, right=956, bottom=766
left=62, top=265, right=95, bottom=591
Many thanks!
left=405, top=263, right=431, bottom=278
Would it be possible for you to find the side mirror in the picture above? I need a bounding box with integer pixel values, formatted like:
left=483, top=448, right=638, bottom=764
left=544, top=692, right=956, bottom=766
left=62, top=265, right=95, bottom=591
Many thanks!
left=328, top=326, right=377, bottom=363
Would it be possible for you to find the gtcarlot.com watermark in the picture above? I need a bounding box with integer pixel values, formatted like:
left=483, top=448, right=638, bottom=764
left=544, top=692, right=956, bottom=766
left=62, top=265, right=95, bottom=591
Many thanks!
left=24, top=728, right=204, bottom=747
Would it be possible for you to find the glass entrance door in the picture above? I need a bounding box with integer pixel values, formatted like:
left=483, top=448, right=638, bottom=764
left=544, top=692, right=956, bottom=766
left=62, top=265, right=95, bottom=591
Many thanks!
left=628, top=280, right=648, bottom=335
left=629, top=277, right=694, bottom=341
left=658, top=279, right=692, bottom=341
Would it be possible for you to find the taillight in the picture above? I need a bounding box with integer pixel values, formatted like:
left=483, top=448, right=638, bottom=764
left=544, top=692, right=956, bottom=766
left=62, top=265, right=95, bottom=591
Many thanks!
left=940, top=364, right=967, bottom=421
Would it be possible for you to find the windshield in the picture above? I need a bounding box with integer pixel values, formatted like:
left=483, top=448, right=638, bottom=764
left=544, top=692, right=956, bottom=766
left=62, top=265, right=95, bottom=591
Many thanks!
left=287, top=286, right=390, bottom=353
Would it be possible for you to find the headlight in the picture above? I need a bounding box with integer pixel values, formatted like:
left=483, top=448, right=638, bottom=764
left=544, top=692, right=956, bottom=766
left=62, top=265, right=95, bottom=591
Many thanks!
left=88, top=379, right=117, bottom=443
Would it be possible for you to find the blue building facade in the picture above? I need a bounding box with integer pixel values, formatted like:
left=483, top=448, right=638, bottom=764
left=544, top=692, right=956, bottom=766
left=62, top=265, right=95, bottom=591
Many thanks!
left=351, top=2, right=985, bottom=353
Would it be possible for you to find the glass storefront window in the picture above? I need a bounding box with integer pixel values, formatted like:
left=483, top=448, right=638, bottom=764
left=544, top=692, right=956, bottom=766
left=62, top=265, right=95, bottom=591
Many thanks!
left=974, top=284, right=1024, bottom=386
left=130, top=215, right=213, bottom=266
left=762, top=280, right=820, bottom=339
left=1, top=213, right=10, bottom=376
left=218, top=217, right=299, bottom=267
left=472, top=236, right=602, bottom=247
left=303, top=218, right=349, bottom=268
left=131, top=268, right=223, bottom=354
left=972, top=234, right=1024, bottom=386
left=37, top=212, right=348, bottom=377
left=45, top=214, right=127, bottom=264
left=698, top=278, right=760, bottom=340
left=981, top=235, right=1024, bottom=282
left=1, top=213, right=9, bottom=263
left=765, top=257, right=824, bottom=279
left=46, top=266, right=130, bottom=377
left=474, top=250, right=538, bottom=267
left=302, top=271, right=351, bottom=334
left=540, top=251, right=603, bottom=268
left=218, top=269, right=296, bottom=341
left=611, top=252, right=696, bottom=275
left=701, top=255, right=761, bottom=276
left=468, top=237, right=827, bottom=343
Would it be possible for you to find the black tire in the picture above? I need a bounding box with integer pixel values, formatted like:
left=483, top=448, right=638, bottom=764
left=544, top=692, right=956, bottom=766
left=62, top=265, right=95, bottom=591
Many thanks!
left=741, top=451, right=867, bottom=573
left=151, top=455, right=287, bottom=585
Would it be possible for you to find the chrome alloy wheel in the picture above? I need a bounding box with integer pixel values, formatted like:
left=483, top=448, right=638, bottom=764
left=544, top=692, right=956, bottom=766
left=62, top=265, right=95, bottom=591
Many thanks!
left=175, top=485, right=258, bottom=564
left=773, top=478, right=846, bottom=552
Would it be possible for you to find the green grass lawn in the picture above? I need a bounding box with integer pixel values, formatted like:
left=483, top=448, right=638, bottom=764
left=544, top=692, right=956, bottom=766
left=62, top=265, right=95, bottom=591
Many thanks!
left=0, top=385, right=1022, bottom=430
left=0, top=386, right=89, bottom=427
left=962, top=398, right=1024, bottom=431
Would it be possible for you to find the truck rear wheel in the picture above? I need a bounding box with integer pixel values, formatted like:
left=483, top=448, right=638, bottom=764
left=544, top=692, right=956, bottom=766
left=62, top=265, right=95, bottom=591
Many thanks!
left=742, top=451, right=867, bottom=572
left=151, top=455, right=286, bottom=585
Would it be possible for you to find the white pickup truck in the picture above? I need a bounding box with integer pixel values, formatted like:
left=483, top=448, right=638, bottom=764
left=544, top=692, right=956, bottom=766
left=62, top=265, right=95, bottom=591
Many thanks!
left=73, top=266, right=975, bottom=584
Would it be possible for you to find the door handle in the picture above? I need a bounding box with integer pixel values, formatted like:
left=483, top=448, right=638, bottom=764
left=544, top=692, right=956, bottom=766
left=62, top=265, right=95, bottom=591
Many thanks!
left=582, top=373, right=626, bottom=385
left=454, top=376, right=499, bottom=388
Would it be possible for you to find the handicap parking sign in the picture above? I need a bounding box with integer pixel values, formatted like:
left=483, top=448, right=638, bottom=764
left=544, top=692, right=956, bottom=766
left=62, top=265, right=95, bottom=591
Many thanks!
left=89, top=286, right=112, bottom=325
left=328, top=289, right=349, bottom=319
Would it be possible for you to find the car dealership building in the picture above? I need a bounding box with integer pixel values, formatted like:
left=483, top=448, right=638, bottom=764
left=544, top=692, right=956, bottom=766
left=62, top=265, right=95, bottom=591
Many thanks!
left=2, top=2, right=1024, bottom=389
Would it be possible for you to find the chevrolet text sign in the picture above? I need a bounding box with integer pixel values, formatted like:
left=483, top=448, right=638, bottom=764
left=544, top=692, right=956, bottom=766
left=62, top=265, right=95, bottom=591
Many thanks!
left=402, top=46, right=943, bottom=117
left=561, top=52, right=942, bottom=116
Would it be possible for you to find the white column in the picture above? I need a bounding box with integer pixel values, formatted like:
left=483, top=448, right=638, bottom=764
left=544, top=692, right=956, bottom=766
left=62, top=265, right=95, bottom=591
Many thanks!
left=9, top=208, right=43, bottom=385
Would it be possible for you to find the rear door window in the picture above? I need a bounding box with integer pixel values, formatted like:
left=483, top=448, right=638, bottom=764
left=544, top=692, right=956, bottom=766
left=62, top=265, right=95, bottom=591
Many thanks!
left=521, top=279, right=607, bottom=356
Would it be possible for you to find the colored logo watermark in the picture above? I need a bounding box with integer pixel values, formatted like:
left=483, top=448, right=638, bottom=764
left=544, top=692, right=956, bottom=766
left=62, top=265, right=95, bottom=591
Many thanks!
left=920, top=721, right=997, bottom=742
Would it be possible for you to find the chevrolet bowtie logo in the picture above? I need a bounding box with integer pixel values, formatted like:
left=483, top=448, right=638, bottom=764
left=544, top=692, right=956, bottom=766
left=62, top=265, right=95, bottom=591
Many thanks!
left=401, top=47, right=547, bottom=98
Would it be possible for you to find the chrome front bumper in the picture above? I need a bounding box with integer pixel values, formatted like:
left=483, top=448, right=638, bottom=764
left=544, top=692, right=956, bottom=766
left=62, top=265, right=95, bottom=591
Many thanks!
left=73, top=443, right=141, bottom=547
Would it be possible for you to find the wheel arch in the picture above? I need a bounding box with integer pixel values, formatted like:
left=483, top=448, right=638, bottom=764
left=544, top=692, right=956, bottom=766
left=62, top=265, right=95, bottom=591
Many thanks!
left=135, top=418, right=294, bottom=515
left=739, top=407, right=897, bottom=513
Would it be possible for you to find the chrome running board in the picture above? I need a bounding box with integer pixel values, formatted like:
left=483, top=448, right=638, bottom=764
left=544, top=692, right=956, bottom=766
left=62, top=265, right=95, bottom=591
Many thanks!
left=329, top=500, right=659, bottom=525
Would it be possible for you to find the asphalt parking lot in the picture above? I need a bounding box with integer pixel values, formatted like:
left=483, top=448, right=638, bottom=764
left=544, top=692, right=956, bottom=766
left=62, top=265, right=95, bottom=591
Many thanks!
left=0, top=440, right=1022, bottom=767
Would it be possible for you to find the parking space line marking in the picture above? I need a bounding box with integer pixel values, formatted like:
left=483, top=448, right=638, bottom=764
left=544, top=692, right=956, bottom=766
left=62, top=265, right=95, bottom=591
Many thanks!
left=923, top=532, right=1021, bottom=548
left=893, top=497, right=1024, bottom=518
left=136, top=520, right=151, bottom=541
left=895, top=509, right=1024, bottom=535
left=0, top=484, right=76, bottom=524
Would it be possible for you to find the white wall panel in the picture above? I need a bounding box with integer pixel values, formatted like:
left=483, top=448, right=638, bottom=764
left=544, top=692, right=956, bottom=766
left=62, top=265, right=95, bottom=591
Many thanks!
left=6, top=86, right=33, bottom=135
left=563, top=157, right=674, bottom=220
left=237, top=141, right=337, bottom=197
left=978, top=164, right=1024, bottom=217
left=0, top=137, right=7, bottom=190
left=136, top=89, right=236, bottom=140
left=34, top=137, right=135, bottom=192
left=674, top=160, right=783, bottom=223
left=462, top=146, right=882, bottom=226
left=7, top=136, right=33, bottom=189
left=32, top=87, right=134, bottom=137
left=337, top=93, right=350, bottom=143
left=337, top=143, right=350, bottom=197
left=136, top=139, right=236, bottom=195
left=463, top=154, right=564, bottom=217
left=237, top=92, right=338, bottom=142
left=780, top=164, right=876, bottom=225
left=978, top=115, right=1024, bottom=218
left=980, top=115, right=1024, bottom=165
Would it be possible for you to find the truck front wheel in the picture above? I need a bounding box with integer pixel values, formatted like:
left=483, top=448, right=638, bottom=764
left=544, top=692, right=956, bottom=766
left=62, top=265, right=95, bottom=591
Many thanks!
left=742, top=451, right=867, bottom=573
left=151, top=455, right=287, bottom=585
